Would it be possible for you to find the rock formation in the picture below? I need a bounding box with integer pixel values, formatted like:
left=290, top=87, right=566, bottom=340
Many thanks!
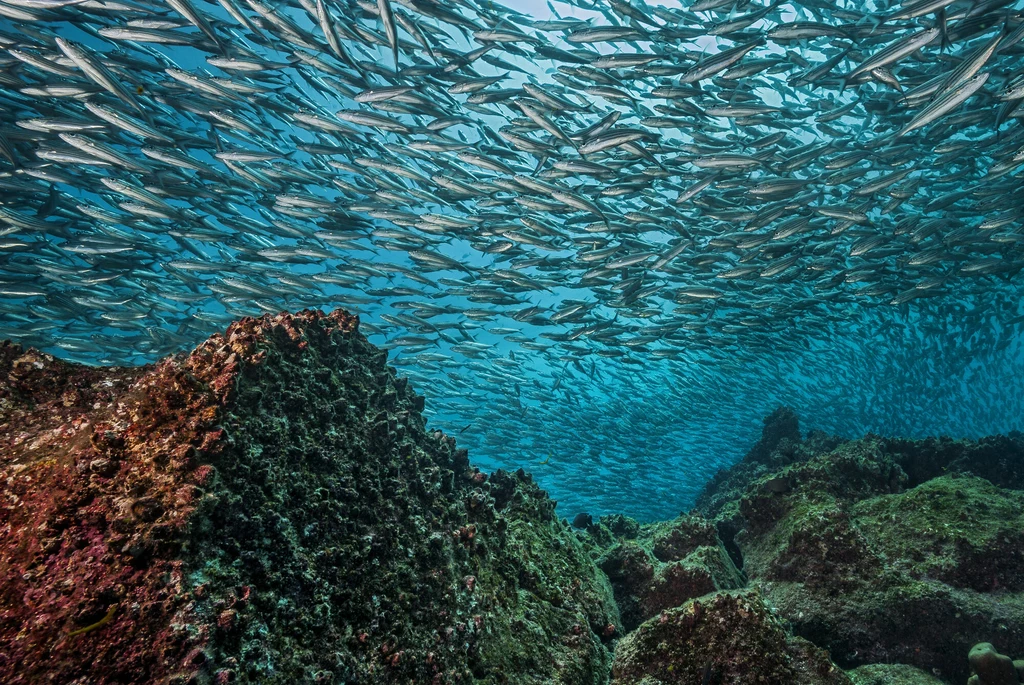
left=3, top=309, right=1022, bottom=685
left=610, top=589, right=851, bottom=685
left=692, top=410, right=1024, bottom=683
left=590, top=514, right=744, bottom=633
left=590, top=409, right=1024, bottom=684
left=0, top=310, right=618, bottom=684
left=967, top=643, right=1023, bottom=685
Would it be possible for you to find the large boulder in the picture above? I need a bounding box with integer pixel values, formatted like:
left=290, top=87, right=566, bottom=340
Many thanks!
left=610, top=590, right=851, bottom=685
left=0, top=310, right=618, bottom=685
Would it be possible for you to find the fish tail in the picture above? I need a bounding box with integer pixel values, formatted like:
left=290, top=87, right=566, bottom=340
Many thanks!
left=939, top=9, right=950, bottom=52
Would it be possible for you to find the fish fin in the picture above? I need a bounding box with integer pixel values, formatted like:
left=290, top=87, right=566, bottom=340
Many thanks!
left=38, top=185, right=58, bottom=218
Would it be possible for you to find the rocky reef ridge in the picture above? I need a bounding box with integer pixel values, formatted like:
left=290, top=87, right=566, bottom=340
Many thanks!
left=697, top=408, right=1024, bottom=684
left=584, top=407, right=1024, bottom=684
left=2, top=309, right=1022, bottom=684
left=0, top=310, right=617, bottom=684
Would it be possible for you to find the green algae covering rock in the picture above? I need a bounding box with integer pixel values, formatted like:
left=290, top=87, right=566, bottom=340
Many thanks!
left=846, top=663, right=946, bottom=685
left=968, top=643, right=1020, bottom=685
left=609, top=590, right=852, bottom=685
left=695, top=408, right=1024, bottom=684
left=0, top=310, right=618, bottom=685
left=594, top=514, right=744, bottom=633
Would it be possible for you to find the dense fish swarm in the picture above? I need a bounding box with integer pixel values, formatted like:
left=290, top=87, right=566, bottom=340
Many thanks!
left=1, top=0, right=1023, bottom=515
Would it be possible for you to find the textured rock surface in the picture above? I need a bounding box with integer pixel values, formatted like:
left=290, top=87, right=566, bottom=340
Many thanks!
left=846, top=663, right=946, bottom=685
left=609, top=590, right=851, bottom=685
left=693, top=407, right=845, bottom=568
left=0, top=310, right=618, bottom=685
left=593, top=514, right=744, bottom=633
left=696, top=408, right=1024, bottom=684
left=5, top=323, right=1022, bottom=685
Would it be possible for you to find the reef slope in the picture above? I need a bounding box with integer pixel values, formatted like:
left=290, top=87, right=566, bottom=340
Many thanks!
left=4, top=310, right=1022, bottom=685
left=693, top=410, right=1024, bottom=683
left=0, top=310, right=618, bottom=685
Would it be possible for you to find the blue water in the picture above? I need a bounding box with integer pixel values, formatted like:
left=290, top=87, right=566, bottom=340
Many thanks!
left=1, top=0, right=1022, bottom=521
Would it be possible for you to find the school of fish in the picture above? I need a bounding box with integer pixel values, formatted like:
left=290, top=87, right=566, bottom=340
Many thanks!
left=1, top=0, right=1023, bottom=517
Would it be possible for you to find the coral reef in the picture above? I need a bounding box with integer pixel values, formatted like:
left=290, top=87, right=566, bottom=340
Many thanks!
left=694, top=409, right=1024, bottom=683
left=0, top=310, right=618, bottom=684
left=4, top=313, right=1022, bottom=685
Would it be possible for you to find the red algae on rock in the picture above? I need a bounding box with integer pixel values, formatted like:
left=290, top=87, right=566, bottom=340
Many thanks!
left=0, top=335, right=217, bottom=685
left=0, top=310, right=618, bottom=684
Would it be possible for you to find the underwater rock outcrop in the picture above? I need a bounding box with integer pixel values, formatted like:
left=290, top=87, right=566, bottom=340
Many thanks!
left=5, top=316, right=1023, bottom=685
left=0, top=310, right=618, bottom=684
left=967, top=642, right=1020, bottom=685
left=695, top=409, right=1024, bottom=684
left=846, top=663, right=946, bottom=685
left=590, top=514, right=744, bottom=633
left=609, top=589, right=851, bottom=685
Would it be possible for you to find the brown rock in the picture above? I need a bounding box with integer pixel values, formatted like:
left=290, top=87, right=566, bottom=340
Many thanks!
left=599, top=514, right=744, bottom=632
left=0, top=310, right=619, bottom=685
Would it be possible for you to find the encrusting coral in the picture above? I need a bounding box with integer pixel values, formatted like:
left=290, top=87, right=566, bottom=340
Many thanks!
left=968, top=643, right=1022, bottom=685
